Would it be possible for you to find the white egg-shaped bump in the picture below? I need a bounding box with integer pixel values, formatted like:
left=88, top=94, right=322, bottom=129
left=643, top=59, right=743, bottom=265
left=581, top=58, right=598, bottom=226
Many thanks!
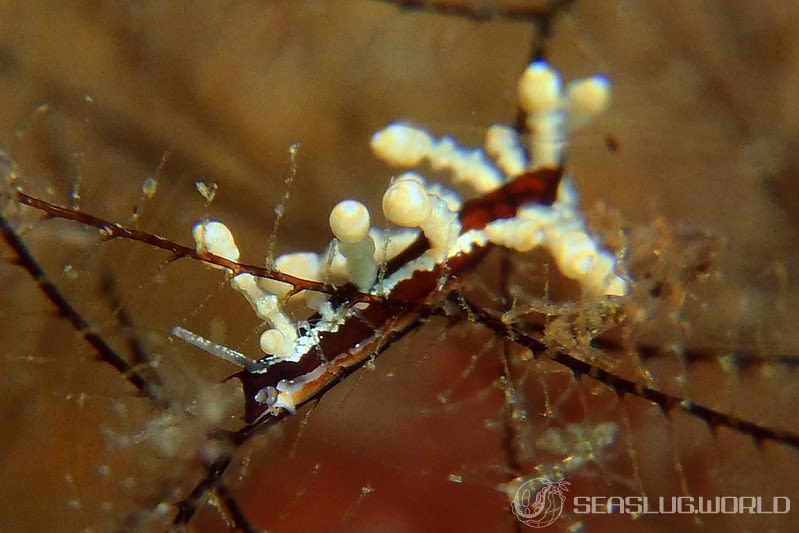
left=551, top=230, right=599, bottom=280
left=260, top=329, right=291, bottom=357
left=192, top=220, right=240, bottom=262
left=518, top=61, right=562, bottom=114
left=259, top=252, right=321, bottom=300
left=565, top=76, right=611, bottom=130
left=382, top=174, right=432, bottom=227
left=328, top=199, right=378, bottom=290
left=370, top=123, right=433, bottom=167
left=278, top=252, right=320, bottom=280
left=329, top=200, right=371, bottom=243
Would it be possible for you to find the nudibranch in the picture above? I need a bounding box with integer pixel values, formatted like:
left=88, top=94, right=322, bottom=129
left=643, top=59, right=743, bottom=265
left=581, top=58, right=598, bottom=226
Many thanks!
left=172, top=61, right=626, bottom=423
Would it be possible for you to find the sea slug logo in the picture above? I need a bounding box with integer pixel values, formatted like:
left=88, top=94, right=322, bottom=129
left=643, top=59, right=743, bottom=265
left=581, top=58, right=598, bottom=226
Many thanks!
left=511, top=477, right=570, bottom=528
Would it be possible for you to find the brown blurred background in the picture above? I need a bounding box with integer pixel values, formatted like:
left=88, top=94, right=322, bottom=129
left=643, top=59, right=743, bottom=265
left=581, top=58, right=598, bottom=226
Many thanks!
left=1, top=0, right=798, bottom=531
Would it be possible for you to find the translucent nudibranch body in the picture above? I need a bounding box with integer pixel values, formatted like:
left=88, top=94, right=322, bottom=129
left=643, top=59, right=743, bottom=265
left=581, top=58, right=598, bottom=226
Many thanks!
left=177, top=60, right=627, bottom=417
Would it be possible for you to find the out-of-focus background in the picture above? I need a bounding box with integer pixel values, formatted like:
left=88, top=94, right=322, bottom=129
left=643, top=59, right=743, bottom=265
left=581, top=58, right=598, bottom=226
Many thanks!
left=1, top=1, right=798, bottom=531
